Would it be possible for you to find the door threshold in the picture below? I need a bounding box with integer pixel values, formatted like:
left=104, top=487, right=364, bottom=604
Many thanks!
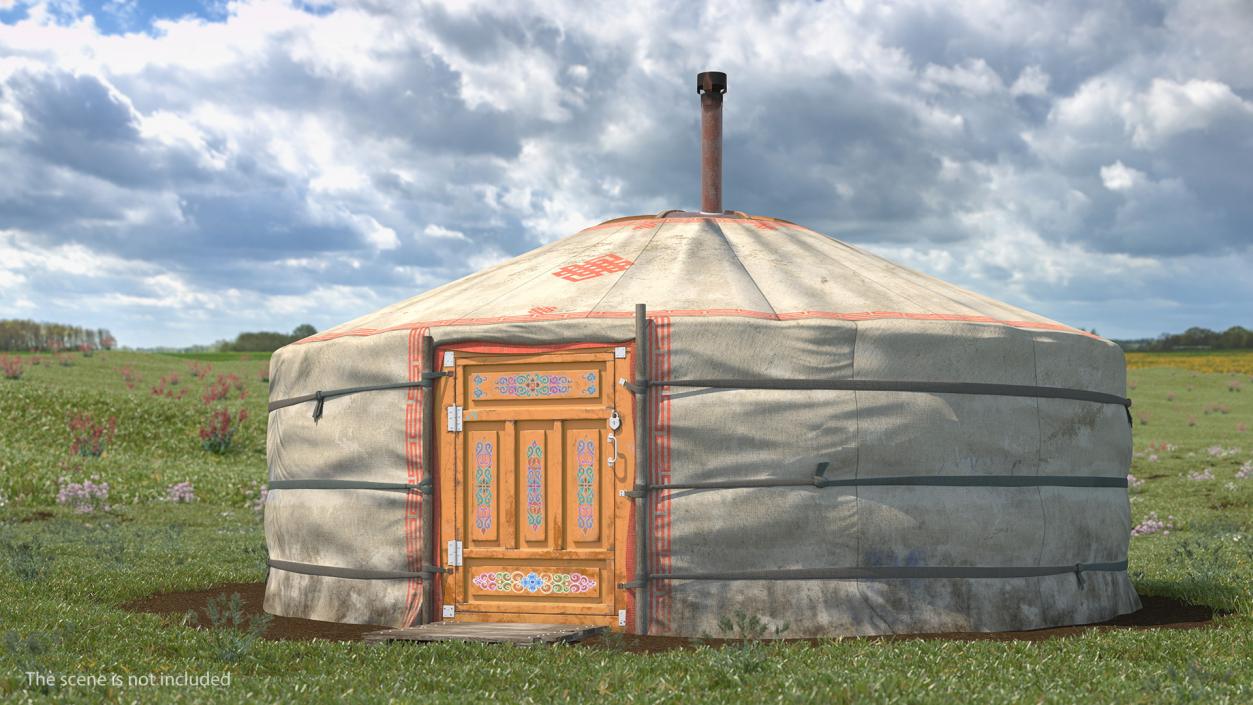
left=363, top=622, right=606, bottom=645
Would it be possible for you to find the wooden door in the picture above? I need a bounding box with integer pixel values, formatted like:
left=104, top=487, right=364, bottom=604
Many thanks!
left=437, top=345, right=635, bottom=627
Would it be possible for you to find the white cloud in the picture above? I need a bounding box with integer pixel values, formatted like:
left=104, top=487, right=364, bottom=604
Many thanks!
left=922, top=59, right=1004, bottom=95
left=423, top=224, right=469, bottom=241
left=1129, top=78, right=1253, bottom=147
left=355, top=215, right=400, bottom=250
left=1100, top=161, right=1144, bottom=191
left=1010, top=65, right=1050, bottom=97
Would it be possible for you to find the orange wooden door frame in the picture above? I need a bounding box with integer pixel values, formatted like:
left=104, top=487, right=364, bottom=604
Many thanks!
left=434, top=342, right=636, bottom=628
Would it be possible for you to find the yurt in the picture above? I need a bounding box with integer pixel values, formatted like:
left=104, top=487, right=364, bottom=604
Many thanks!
left=263, top=72, right=1138, bottom=637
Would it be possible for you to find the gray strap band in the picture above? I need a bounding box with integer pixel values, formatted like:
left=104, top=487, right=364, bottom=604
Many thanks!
left=268, top=559, right=1124, bottom=584
left=267, top=479, right=432, bottom=494
left=641, top=474, right=1127, bottom=493
left=268, top=559, right=445, bottom=580
left=650, top=561, right=1128, bottom=582
left=273, top=474, right=1123, bottom=497
left=653, top=378, right=1131, bottom=408
left=268, top=371, right=451, bottom=419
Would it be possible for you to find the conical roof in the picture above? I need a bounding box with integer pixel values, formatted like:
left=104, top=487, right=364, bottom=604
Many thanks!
left=313, top=214, right=1081, bottom=341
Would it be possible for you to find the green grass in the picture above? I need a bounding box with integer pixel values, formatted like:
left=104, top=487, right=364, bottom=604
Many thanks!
left=0, top=351, right=268, bottom=508
left=2, top=351, right=1252, bottom=704
left=157, top=352, right=274, bottom=362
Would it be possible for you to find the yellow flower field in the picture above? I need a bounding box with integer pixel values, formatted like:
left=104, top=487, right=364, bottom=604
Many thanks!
left=1126, top=350, right=1253, bottom=375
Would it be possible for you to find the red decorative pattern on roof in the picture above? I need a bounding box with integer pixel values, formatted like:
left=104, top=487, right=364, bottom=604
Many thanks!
left=551, top=253, right=635, bottom=282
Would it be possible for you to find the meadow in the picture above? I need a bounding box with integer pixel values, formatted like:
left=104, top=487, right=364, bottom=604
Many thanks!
left=1, top=349, right=1251, bottom=704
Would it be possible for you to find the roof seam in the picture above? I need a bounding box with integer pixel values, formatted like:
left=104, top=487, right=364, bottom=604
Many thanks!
left=585, top=221, right=667, bottom=317
left=710, top=220, right=778, bottom=316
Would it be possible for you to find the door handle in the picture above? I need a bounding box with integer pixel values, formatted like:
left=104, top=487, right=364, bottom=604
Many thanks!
left=607, top=431, right=618, bottom=467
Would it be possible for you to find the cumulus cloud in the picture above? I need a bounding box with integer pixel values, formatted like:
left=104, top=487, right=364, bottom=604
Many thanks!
left=0, top=0, right=1250, bottom=345
left=1100, top=161, right=1143, bottom=192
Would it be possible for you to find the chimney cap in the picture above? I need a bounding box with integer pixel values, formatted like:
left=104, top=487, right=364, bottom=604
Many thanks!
left=697, top=71, right=727, bottom=95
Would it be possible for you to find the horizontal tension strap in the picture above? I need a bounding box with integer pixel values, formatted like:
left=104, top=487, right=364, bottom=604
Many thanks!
left=267, top=371, right=451, bottom=420
left=267, top=479, right=432, bottom=494
left=654, top=378, right=1129, bottom=407
left=648, top=561, right=1128, bottom=584
left=651, top=377, right=1133, bottom=425
left=631, top=473, right=1127, bottom=494
left=268, top=559, right=446, bottom=580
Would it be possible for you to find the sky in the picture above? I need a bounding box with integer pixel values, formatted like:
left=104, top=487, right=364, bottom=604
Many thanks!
left=0, top=0, right=1250, bottom=347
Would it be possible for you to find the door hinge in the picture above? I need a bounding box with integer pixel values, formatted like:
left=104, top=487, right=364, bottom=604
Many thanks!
left=614, top=346, right=627, bottom=359
left=442, top=350, right=455, bottom=367
left=446, top=405, right=463, bottom=432
left=618, top=609, right=627, bottom=627
left=442, top=604, right=455, bottom=619
left=446, top=539, right=463, bottom=566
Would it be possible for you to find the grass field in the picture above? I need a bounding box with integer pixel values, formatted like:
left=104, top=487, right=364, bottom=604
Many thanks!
left=2, top=349, right=1252, bottom=704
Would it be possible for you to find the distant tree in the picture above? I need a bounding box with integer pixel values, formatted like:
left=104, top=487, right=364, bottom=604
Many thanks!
left=290, top=324, right=317, bottom=340
left=0, top=320, right=116, bottom=352
left=1218, top=326, right=1252, bottom=349
left=1140, top=325, right=1252, bottom=352
left=228, top=324, right=318, bottom=352
left=232, top=332, right=294, bottom=352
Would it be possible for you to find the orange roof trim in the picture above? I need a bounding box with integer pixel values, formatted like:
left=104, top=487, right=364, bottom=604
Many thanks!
left=294, top=309, right=1096, bottom=346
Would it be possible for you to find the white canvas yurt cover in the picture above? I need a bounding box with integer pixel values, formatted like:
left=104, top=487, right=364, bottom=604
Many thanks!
left=263, top=74, right=1137, bottom=637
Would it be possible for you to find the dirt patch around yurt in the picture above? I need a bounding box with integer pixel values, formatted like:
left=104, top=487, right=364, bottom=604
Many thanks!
left=125, top=583, right=1218, bottom=647
left=123, top=581, right=383, bottom=642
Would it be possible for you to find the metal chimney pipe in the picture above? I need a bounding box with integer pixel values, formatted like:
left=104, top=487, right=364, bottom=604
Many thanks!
left=697, top=71, right=727, bottom=214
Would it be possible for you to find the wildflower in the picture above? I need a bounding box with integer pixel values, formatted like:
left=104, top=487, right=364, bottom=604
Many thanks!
left=1131, top=512, right=1174, bottom=537
left=0, top=354, right=23, bottom=379
left=1127, top=474, right=1145, bottom=490
left=166, top=481, right=196, bottom=503
left=202, top=374, right=247, bottom=404
left=68, top=414, right=117, bottom=457
left=117, top=365, right=141, bottom=390
left=1236, top=462, right=1252, bottom=480
left=57, top=476, right=111, bottom=513
left=1147, top=454, right=1159, bottom=463
left=1207, top=445, right=1236, bottom=458
left=1188, top=468, right=1214, bottom=481
left=151, top=375, right=188, bottom=399
left=200, top=408, right=248, bottom=453
left=188, top=361, right=214, bottom=380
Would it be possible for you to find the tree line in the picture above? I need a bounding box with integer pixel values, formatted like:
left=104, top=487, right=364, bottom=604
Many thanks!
left=225, top=324, right=318, bottom=352
left=0, top=319, right=116, bottom=352
left=1120, top=326, right=1253, bottom=351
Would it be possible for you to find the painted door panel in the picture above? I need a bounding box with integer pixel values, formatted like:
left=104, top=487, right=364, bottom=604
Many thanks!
left=442, top=347, right=632, bottom=624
